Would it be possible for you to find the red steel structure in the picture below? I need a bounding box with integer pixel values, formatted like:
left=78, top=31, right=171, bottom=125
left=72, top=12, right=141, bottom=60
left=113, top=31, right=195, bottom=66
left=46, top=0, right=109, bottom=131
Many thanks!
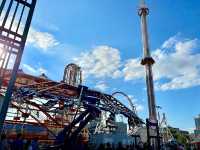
left=1, top=69, right=143, bottom=145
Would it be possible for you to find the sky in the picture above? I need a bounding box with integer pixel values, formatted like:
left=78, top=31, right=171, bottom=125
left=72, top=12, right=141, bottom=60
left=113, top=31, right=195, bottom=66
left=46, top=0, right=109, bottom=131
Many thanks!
left=16, top=0, right=200, bottom=132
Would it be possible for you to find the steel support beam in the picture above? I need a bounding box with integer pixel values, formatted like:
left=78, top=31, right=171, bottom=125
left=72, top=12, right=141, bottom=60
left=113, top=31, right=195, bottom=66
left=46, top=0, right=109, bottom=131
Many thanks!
left=0, top=0, right=37, bottom=134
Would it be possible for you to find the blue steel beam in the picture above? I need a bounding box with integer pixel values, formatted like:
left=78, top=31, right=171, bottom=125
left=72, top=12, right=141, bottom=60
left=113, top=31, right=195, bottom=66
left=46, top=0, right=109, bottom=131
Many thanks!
left=0, top=0, right=37, bottom=134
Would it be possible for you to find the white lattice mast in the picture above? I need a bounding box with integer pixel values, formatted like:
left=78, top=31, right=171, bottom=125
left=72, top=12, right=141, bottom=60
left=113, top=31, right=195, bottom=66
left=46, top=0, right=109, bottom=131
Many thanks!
left=138, top=0, right=157, bottom=121
left=159, top=113, right=174, bottom=142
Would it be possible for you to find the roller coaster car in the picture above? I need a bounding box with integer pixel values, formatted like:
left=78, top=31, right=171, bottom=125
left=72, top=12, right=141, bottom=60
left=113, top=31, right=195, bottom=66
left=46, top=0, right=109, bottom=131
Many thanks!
left=59, top=100, right=64, bottom=110
left=21, top=112, right=30, bottom=118
left=13, top=116, right=20, bottom=121
left=69, top=107, right=76, bottom=112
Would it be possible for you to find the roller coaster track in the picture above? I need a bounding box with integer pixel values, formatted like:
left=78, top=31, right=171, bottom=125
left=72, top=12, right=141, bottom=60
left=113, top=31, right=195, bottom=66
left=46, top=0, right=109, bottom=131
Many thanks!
left=12, top=79, right=143, bottom=127
left=112, top=91, right=137, bottom=113
left=10, top=101, right=57, bottom=137
left=0, top=70, right=144, bottom=147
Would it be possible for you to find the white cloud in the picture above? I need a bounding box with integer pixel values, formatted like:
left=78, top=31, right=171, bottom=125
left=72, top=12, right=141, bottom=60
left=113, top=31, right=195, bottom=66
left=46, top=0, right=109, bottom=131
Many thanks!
left=71, top=35, right=200, bottom=91
left=94, top=81, right=109, bottom=92
left=73, top=45, right=122, bottom=79
left=154, top=38, right=200, bottom=90
left=27, top=28, right=59, bottom=51
left=128, top=96, right=144, bottom=112
left=113, top=70, right=123, bottom=78
left=186, top=127, right=195, bottom=134
left=135, top=104, right=144, bottom=112
left=22, top=64, right=47, bottom=75
left=162, top=35, right=178, bottom=49
left=123, top=35, right=200, bottom=91
left=38, top=67, right=48, bottom=74
left=115, top=94, right=144, bottom=113
left=123, top=58, right=144, bottom=81
left=0, top=14, right=59, bottom=52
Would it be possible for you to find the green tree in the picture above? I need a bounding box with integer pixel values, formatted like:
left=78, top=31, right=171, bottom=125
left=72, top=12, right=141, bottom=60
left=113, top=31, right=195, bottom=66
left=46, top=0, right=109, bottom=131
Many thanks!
left=168, top=127, right=190, bottom=148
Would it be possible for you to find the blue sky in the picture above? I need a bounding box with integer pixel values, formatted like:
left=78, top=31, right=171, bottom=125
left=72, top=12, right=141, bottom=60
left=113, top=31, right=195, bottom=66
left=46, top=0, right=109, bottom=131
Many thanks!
left=19, top=0, right=200, bottom=132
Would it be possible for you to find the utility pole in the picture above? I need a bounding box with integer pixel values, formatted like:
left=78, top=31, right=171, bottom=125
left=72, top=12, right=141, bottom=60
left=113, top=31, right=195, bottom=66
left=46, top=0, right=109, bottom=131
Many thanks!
left=138, top=0, right=157, bottom=122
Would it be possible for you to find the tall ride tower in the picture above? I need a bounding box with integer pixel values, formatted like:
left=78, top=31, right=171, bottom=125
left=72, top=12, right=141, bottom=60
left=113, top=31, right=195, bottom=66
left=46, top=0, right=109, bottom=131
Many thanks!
left=63, top=63, right=82, bottom=87
left=138, top=0, right=157, bottom=121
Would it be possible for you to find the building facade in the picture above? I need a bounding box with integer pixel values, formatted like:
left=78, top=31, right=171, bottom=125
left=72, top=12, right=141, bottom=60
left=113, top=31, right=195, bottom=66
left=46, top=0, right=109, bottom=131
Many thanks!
left=194, top=115, right=200, bottom=137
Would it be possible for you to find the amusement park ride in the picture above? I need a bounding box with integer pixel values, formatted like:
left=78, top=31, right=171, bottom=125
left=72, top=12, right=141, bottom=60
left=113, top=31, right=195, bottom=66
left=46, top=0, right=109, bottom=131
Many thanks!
left=1, top=65, right=143, bottom=147
left=0, top=0, right=167, bottom=149
left=0, top=1, right=144, bottom=149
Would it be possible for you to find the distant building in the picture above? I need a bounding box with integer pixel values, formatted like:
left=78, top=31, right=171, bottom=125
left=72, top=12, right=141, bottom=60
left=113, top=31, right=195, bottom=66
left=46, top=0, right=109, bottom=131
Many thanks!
left=89, top=121, right=135, bottom=148
left=194, top=115, right=200, bottom=137
left=191, top=114, right=200, bottom=149
left=195, top=115, right=200, bottom=130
